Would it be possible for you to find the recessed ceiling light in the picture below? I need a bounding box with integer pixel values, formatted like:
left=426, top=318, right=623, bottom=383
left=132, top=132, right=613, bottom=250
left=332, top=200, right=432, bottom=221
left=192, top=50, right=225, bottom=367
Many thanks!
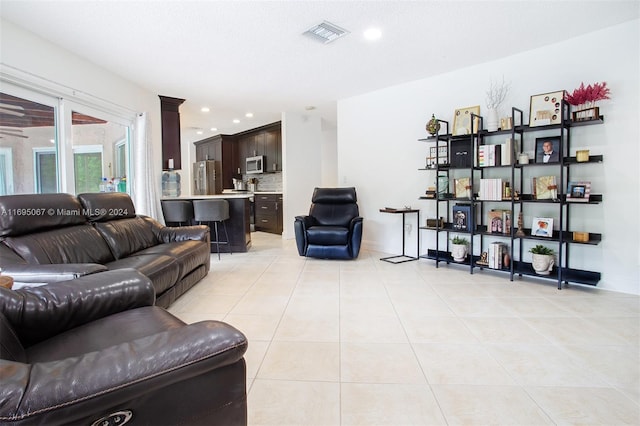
left=363, top=27, right=382, bottom=41
left=201, top=107, right=210, bottom=112
left=196, top=130, right=203, bottom=135
left=210, top=127, right=218, bottom=132
left=303, top=21, right=349, bottom=44
left=245, top=112, right=253, bottom=118
left=233, top=119, right=240, bottom=124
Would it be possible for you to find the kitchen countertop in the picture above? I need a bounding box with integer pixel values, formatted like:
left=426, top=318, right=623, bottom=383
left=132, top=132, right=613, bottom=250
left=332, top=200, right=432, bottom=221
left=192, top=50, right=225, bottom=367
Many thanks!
left=162, top=191, right=282, bottom=200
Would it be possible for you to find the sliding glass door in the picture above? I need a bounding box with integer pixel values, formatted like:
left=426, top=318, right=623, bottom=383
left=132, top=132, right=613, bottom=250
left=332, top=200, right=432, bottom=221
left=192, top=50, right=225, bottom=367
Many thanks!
left=0, top=85, right=131, bottom=195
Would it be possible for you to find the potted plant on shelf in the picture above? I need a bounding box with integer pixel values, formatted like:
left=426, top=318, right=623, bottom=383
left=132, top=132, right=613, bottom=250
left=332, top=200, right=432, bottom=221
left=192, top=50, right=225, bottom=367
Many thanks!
left=529, top=244, right=555, bottom=275
left=565, top=81, right=610, bottom=122
left=451, top=236, right=469, bottom=262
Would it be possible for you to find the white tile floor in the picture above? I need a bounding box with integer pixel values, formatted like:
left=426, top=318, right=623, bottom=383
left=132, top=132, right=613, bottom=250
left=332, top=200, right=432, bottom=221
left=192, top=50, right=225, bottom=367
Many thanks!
left=168, top=232, right=640, bottom=425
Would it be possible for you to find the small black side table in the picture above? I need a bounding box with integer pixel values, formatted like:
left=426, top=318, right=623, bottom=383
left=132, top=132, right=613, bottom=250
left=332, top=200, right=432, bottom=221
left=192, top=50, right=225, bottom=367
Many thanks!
left=379, top=208, right=420, bottom=264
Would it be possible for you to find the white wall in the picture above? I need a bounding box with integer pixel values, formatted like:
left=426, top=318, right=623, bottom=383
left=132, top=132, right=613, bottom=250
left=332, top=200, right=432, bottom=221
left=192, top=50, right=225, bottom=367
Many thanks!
left=0, top=19, right=162, bottom=217
left=338, top=20, right=639, bottom=295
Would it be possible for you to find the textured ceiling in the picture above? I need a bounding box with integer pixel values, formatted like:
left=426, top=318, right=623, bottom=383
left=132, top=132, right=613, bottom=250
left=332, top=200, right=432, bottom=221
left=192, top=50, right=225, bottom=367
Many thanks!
left=1, top=1, right=638, bottom=142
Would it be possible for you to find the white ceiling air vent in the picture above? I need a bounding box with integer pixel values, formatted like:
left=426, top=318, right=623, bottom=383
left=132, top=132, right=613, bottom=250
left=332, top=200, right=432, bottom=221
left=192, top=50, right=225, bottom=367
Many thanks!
left=303, top=21, right=349, bottom=44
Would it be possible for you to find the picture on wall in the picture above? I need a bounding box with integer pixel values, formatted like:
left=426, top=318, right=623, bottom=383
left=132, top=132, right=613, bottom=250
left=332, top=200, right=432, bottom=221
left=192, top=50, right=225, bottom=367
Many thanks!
left=529, top=90, right=565, bottom=127
left=535, top=136, right=561, bottom=163
left=452, top=105, right=481, bottom=136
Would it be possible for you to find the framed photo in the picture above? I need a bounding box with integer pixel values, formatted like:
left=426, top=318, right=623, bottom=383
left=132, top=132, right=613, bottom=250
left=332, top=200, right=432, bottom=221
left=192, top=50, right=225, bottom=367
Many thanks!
left=452, top=204, right=473, bottom=231
left=454, top=177, right=471, bottom=199
left=529, top=90, right=565, bottom=127
left=566, top=181, right=591, bottom=202
left=452, top=105, right=481, bottom=136
left=429, top=145, right=449, bottom=166
left=535, top=136, right=561, bottom=163
left=531, top=217, right=554, bottom=238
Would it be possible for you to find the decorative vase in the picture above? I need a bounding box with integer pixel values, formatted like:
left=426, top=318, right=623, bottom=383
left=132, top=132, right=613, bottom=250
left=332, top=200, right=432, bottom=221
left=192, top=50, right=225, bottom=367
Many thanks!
left=451, top=244, right=468, bottom=262
left=486, top=108, right=499, bottom=132
left=531, top=253, right=555, bottom=275
left=426, top=114, right=440, bottom=136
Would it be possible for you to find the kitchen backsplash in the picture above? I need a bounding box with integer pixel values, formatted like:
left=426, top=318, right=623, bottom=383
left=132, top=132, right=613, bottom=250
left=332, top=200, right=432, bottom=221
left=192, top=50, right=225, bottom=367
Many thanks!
left=244, top=172, right=282, bottom=192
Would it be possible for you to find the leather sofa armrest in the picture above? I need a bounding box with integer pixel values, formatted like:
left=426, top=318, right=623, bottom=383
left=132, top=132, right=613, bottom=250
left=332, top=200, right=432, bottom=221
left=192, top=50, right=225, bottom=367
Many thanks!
left=0, top=321, right=248, bottom=424
left=156, top=225, right=210, bottom=243
left=0, top=269, right=155, bottom=346
left=1, top=263, right=108, bottom=283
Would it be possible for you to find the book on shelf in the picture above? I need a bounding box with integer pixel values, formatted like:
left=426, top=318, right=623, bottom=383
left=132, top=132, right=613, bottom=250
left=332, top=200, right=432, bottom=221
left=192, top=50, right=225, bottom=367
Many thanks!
left=488, top=242, right=506, bottom=269
left=477, top=138, right=512, bottom=167
left=533, top=175, right=558, bottom=200
left=452, top=204, right=473, bottom=231
left=566, top=181, right=591, bottom=202
left=487, top=209, right=512, bottom=234
left=479, top=178, right=504, bottom=201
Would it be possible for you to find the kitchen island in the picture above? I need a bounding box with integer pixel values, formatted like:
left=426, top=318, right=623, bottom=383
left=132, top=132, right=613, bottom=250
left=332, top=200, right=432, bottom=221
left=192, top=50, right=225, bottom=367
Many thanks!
left=161, top=194, right=251, bottom=253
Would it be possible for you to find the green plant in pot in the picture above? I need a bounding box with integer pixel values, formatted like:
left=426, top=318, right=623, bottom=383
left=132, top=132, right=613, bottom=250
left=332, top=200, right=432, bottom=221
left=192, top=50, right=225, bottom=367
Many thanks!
left=529, top=244, right=555, bottom=275
left=451, top=236, right=469, bottom=262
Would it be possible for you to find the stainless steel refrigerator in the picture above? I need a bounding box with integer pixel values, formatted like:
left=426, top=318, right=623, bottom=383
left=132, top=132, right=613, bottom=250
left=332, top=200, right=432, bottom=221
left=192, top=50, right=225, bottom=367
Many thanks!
left=193, top=160, right=223, bottom=195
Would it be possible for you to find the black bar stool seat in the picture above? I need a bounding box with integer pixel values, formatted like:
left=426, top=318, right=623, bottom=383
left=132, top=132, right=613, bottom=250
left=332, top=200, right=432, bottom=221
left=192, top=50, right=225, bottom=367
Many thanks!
left=161, top=200, right=194, bottom=226
left=193, top=199, right=231, bottom=260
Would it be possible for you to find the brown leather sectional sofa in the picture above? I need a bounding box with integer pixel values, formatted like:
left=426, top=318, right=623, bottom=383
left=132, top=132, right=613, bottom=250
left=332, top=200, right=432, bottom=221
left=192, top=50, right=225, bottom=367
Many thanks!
left=0, top=192, right=211, bottom=308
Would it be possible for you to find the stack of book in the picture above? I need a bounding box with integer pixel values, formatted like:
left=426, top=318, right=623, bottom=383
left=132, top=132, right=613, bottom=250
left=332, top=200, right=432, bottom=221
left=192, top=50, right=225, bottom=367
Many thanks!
left=424, top=186, right=437, bottom=199
left=488, top=242, right=507, bottom=269
left=478, top=178, right=505, bottom=200
left=477, top=139, right=513, bottom=167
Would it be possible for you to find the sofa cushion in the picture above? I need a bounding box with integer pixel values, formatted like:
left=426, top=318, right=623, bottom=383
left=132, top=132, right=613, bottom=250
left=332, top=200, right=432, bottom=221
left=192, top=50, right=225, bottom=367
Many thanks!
left=106, top=255, right=180, bottom=296
left=2, top=225, right=115, bottom=265
left=0, top=193, right=87, bottom=237
left=77, top=192, right=136, bottom=222
left=133, top=241, right=210, bottom=280
left=93, top=217, right=158, bottom=259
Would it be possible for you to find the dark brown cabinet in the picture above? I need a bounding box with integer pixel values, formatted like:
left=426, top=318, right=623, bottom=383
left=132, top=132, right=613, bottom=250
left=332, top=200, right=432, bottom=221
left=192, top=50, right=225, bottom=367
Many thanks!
left=194, top=135, right=238, bottom=189
left=159, top=95, right=185, bottom=170
left=234, top=122, right=282, bottom=173
left=254, top=193, right=283, bottom=234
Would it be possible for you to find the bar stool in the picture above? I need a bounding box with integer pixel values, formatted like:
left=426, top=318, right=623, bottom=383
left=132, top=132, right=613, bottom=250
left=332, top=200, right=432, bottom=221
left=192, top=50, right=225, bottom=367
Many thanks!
left=193, top=199, right=231, bottom=260
left=161, top=200, right=194, bottom=226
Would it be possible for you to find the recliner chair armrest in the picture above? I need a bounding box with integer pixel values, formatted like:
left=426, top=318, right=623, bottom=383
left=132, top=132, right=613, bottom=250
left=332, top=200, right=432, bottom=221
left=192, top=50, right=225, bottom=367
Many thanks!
left=294, top=215, right=315, bottom=229
left=0, top=263, right=108, bottom=283
left=156, top=225, right=210, bottom=243
left=0, top=321, right=248, bottom=425
left=0, top=269, right=155, bottom=346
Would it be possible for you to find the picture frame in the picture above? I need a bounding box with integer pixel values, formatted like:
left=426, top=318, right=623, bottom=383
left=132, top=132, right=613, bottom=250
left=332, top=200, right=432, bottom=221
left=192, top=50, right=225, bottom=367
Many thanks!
left=529, top=90, right=565, bottom=127
left=452, top=105, right=481, bottom=136
left=535, top=136, right=561, bottom=164
left=566, top=181, right=591, bottom=202
left=429, top=145, right=449, bottom=166
left=454, top=177, right=471, bottom=199
left=531, top=217, right=554, bottom=238
left=452, top=204, right=473, bottom=231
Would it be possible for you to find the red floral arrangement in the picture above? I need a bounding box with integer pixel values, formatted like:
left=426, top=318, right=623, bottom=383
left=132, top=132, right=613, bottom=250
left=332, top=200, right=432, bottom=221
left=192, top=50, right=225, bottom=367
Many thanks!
left=565, top=82, right=611, bottom=107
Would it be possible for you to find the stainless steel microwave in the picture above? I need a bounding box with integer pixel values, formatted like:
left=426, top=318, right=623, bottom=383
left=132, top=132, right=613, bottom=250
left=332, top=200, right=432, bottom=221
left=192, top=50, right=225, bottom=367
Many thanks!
left=246, top=155, right=265, bottom=174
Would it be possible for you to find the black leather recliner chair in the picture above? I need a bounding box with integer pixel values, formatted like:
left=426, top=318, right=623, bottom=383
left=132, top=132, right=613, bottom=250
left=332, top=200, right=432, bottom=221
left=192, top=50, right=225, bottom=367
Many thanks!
left=0, top=269, right=248, bottom=425
left=294, top=187, right=363, bottom=259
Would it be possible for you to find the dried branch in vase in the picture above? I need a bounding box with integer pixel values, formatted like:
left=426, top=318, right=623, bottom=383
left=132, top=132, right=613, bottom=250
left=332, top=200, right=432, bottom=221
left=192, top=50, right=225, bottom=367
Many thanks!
left=485, top=76, right=511, bottom=110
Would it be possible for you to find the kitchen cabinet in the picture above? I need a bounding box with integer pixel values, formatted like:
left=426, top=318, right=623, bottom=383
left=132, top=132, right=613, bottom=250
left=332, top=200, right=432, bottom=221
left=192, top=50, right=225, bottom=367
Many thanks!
left=194, top=135, right=237, bottom=189
left=234, top=122, right=282, bottom=173
left=159, top=95, right=185, bottom=170
left=254, top=193, right=283, bottom=234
